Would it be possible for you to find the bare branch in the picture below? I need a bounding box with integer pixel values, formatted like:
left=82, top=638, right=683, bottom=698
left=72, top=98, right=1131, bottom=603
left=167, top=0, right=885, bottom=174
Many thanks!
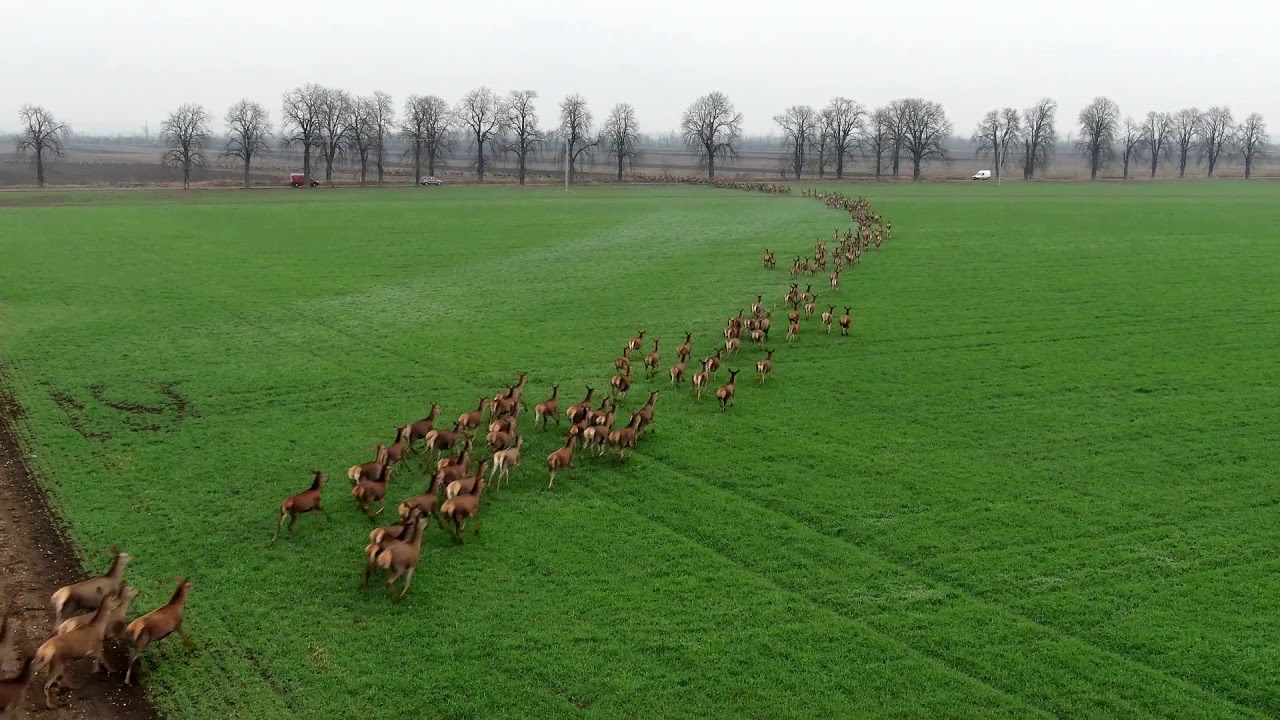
left=502, top=90, right=542, bottom=185
left=1020, top=98, right=1057, bottom=180
left=160, top=103, right=212, bottom=189
left=681, top=92, right=742, bottom=179
left=280, top=83, right=327, bottom=184
left=557, top=93, right=597, bottom=184
left=222, top=99, right=271, bottom=188
left=602, top=103, right=641, bottom=182
left=402, top=94, right=452, bottom=182
left=823, top=97, right=866, bottom=180
left=898, top=98, right=952, bottom=180
left=1198, top=106, right=1234, bottom=178
left=1077, top=96, right=1120, bottom=179
left=15, top=105, right=70, bottom=187
left=1236, top=113, right=1267, bottom=180
left=456, top=87, right=501, bottom=182
left=774, top=105, right=816, bottom=180
left=1140, top=111, right=1172, bottom=179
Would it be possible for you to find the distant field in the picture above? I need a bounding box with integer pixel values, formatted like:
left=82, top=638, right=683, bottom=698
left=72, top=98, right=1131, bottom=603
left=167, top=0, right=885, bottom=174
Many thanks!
left=1, top=182, right=1278, bottom=719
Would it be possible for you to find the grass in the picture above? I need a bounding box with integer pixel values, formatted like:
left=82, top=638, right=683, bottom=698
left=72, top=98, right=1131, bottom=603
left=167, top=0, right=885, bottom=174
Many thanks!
left=1, top=181, right=1278, bottom=719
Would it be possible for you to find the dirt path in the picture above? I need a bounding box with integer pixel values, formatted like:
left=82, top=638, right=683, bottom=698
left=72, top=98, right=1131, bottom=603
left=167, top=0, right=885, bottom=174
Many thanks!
left=0, top=381, right=158, bottom=720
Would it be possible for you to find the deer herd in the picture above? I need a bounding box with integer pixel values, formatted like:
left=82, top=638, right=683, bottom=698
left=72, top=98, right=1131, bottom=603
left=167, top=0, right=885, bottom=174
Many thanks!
left=0, top=187, right=888, bottom=715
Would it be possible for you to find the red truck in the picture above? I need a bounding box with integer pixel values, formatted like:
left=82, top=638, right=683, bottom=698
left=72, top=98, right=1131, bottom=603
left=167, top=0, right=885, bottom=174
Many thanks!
left=289, top=173, right=320, bottom=187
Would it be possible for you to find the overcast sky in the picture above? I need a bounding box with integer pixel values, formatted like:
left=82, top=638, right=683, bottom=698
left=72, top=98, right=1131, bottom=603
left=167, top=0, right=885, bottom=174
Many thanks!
left=4, top=0, right=1277, bottom=138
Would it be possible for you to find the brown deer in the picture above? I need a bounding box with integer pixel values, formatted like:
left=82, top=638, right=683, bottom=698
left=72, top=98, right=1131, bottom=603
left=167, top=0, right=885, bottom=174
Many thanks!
left=546, top=436, right=578, bottom=489
left=607, top=414, right=644, bottom=462
left=440, top=480, right=486, bottom=543
left=787, top=319, right=799, bottom=342
left=458, top=397, right=487, bottom=432
left=270, top=471, right=328, bottom=544
left=805, top=296, right=816, bottom=318
left=347, top=444, right=388, bottom=484
left=566, top=387, right=594, bottom=425
left=801, top=284, right=814, bottom=304
left=634, top=390, right=658, bottom=435
left=614, top=355, right=631, bottom=374
left=33, top=593, right=124, bottom=708
left=50, top=547, right=132, bottom=625
left=822, top=305, right=835, bottom=334
left=352, top=463, right=393, bottom=519
left=534, top=385, right=560, bottom=429
left=788, top=301, right=800, bottom=325
left=751, top=295, right=764, bottom=316
left=643, top=338, right=661, bottom=378
left=490, top=435, right=523, bottom=489
left=363, top=513, right=427, bottom=599
left=830, top=269, right=841, bottom=292
left=611, top=367, right=631, bottom=399
left=676, top=332, right=693, bottom=362
left=725, top=336, right=740, bottom=356
left=446, top=459, right=490, bottom=499
left=691, top=359, right=711, bottom=399
left=53, top=586, right=139, bottom=640
left=669, top=359, right=687, bottom=385
left=706, top=348, right=722, bottom=378
left=840, top=307, right=851, bottom=336
left=756, top=349, right=775, bottom=383
left=0, top=654, right=35, bottom=718
left=396, top=404, right=441, bottom=452
left=716, top=369, right=740, bottom=411
left=626, top=330, right=646, bottom=356
left=123, top=578, right=193, bottom=686
left=423, top=422, right=464, bottom=459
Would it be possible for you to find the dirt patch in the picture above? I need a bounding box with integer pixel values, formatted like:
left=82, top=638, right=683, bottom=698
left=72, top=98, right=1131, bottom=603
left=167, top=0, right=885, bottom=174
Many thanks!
left=0, top=373, right=159, bottom=720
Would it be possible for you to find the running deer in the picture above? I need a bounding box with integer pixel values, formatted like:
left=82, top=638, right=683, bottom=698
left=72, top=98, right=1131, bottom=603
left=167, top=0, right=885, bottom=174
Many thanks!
left=33, top=593, right=124, bottom=708
left=566, top=387, right=594, bottom=425
left=787, top=318, right=799, bottom=342
left=490, top=435, right=523, bottom=489
left=757, top=349, right=775, bottom=383
left=608, top=414, right=644, bottom=462
left=614, top=355, right=631, bottom=374
left=423, top=423, right=464, bottom=459
left=347, top=444, right=388, bottom=484
left=801, top=284, right=814, bottom=304
left=706, top=348, right=723, bottom=378
left=840, top=307, right=851, bottom=336
left=725, top=335, right=741, bottom=356
left=50, top=547, right=132, bottom=625
left=362, top=513, right=427, bottom=599
left=459, top=397, right=487, bottom=431
left=446, top=459, right=490, bottom=499
left=830, top=268, right=841, bottom=292
left=805, top=297, right=816, bottom=318
left=440, top=479, right=487, bottom=543
left=715, top=370, right=740, bottom=411
left=633, top=390, right=659, bottom=435
left=751, top=295, right=764, bottom=316
left=546, top=436, right=578, bottom=489
left=53, top=586, right=139, bottom=640
left=123, top=578, right=193, bottom=686
left=669, top=359, right=687, bottom=385
left=822, top=305, right=834, bottom=334
left=676, top=332, right=693, bottom=362
left=270, top=471, right=328, bottom=544
left=691, top=359, right=711, bottom=399
left=611, top=367, right=631, bottom=399
left=352, top=463, right=393, bottom=519
left=626, top=330, right=646, bottom=356
left=788, top=302, right=800, bottom=325
left=0, top=654, right=35, bottom=718
left=396, top=404, right=442, bottom=452
left=534, top=385, right=560, bottom=429
left=643, top=339, right=661, bottom=378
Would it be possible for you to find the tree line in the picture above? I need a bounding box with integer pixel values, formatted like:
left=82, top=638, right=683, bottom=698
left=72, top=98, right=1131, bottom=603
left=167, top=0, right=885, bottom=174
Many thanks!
left=10, top=90, right=1270, bottom=188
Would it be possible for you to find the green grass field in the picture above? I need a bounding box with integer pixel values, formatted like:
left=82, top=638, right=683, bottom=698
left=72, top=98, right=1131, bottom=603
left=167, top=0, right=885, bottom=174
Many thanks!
left=1, top=181, right=1278, bottom=719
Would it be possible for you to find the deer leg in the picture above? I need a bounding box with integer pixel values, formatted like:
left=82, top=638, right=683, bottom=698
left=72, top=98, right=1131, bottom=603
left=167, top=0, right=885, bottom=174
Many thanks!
left=398, top=568, right=415, bottom=599
left=96, top=646, right=116, bottom=674
left=270, top=512, right=287, bottom=544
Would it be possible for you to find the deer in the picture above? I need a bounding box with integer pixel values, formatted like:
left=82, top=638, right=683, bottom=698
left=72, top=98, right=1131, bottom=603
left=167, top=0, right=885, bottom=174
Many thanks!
left=750, top=328, right=765, bottom=348
left=788, top=301, right=800, bottom=325
left=760, top=311, right=772, bottom=339
left=490, top=435, right=523, bottom=489
left=0, top=654, right=35, bottom=718
left=458, top=397, right=488, bottom=432
left=32, top=592, right=124, bottom=708
left=347, top=444, right=389, bottom=484
left=533, top=385, right=560, bottom=429
left=396, top=487, right=440, bottom=527
left=830, top=268, right=841, bottom=292
left=787, top=319, right=799, bottom=342
left=784, top=283, right=799, bottom=306
left=123, top=578, right=193, bottom=686
left=643, top=338, right=661, bottom=378
left=669, top=359, right=687, bottom=385
left=423, top=422, right=464, bottom=460
left=751, top=295, right=765, bottom=316
left=446, top=459, right=490, bottom=499
left=801, top=284, right=814, bottom=304
left=363, top=513, right=427, bottom=599
left=626, top=330, right=646, bottom=356
left=607, top=414, right=644, bottom=462
left=725, top=335, right=740, bottom=356
left=53, top=586, right=139, bottom=641
left=270, top=471, right=328, bottom=544
left=691, top=359, right=711, bottom=400
left=383, top=437, right=408, bottom=466
left=676, top=332, right=693, bottom=362
left=716, top=370, right=740, bottom=411
left=614, top=355, right=631, bottom=374
left=50, top=547, right=132, bottom=625
left=840, top=307, right=851, bottom=336
left=762, top=249, right=772, bottom=269
left=633, top=390, right=658, bottom=435
left=581, top=405, right=615, bottom=457
left=546, top=436, right=578, bottom=489
left=440, top=479, right=486, bottom=543
left=352, top=463, right=393, bottom=519
left=822, top=305, right=835, bottom=334
left=396, top=404, right=442, bottom=452
left=566, top=387, right=594, bottom=425
left=611, top=367, right=631, bottom=399
left=756, top=349, right=775, bottom=383
left=488, top=413, right=518, bottom=436
left=704, top=348, right=722, bottom=378
left=589, top=396, right=613, bottom=426
left=805, top=296, right=817, bottom=318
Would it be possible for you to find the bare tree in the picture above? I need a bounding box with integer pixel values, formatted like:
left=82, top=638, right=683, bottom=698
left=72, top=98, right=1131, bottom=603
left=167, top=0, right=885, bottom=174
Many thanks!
left=457, top=87, right=502, bottom=182
left=348, top=96, right=376, bottom=185
left=402, top=95, right=452, bottom=183
left=602, top=102, right=641, bottom=182
left=1077, top=96, right=1120, bottom=179
left=774, top=105, right=816, bottom=180
left=370, top=92, right=395, bottom=185
left=1171, top=108, right=1201, bottom=178
left=863, top=107, right=893, bottom=180
left=221, top=100, right=271, bottom=189
left=681, top=91, right=743, bottom=179
left=1236, top=113, right=1267, bottom=180
left=899, top=98, right=951, bottom=180
left=316, top=87, right=353, bottom=182
left=15, top=105, right=70, bottom=187
left=1198, top=106, right=1234, bottom=178
left=1120, top=117, right=1143, bottom=180
left=824, top=97, right=866, bottom=180
left=558, top=94, right=598, bottom=184
left=161, top=103, right=212, bottom=189
left=281, top=83, right=326, bottom=185
left=1020, top=98, right=1057, bottom=180
left=1140, top=111, right=1172, bottom=179
left=502, top=90, right=541, bottom=185
left=972, top=107, right=1020, bottom=180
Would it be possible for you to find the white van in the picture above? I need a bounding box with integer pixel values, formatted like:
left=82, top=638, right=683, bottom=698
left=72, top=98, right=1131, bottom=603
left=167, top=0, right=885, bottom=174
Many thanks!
left=971, top=170, right=992, bottom=180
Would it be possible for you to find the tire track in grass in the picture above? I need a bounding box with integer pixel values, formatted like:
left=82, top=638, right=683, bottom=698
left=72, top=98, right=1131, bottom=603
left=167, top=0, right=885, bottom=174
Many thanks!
left=580, top=452, right=1265, bottom=719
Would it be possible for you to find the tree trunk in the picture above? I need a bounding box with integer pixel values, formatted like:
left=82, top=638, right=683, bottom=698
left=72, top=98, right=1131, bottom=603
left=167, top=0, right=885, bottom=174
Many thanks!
left=325, top=153, right=334, bottom=182
left=707, top=148, right=715, bottom=179
left=477, top=138, right=485, bottom=183
left=518, top=150, right=526, bottom=185
left=427, top=145, right=436, bottom=178
left=874, top=152, right=881, bottom=180
left=36, top=147, right=45, bottom=188
left=183, top=160, right=191, bottom=189
left=359, top=156, right=367, bottom=186
left=1178, top=150, right=1187, bottom=178
left=1090, top=145, right=1100, bottom=180
left=912, top=154, right=922, bottom=181
left=1123, top=153, right=1130, bottom=180
left=617, top=154, right=623, bottom=182
left=243, top=157, right=251, bottom=189
left=1245, top=156, right=1253, bottom=180
left=303, top=145, right=312, bottom=186
left=376, top=142, right=384, bottom=185
left=835, top=151, right=844, bottom=180
left=412, top=141, right=422, bottom=184
left=1207, top=153, right=1216, bottom=178
left=891, top=143, right=900, bottom=177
